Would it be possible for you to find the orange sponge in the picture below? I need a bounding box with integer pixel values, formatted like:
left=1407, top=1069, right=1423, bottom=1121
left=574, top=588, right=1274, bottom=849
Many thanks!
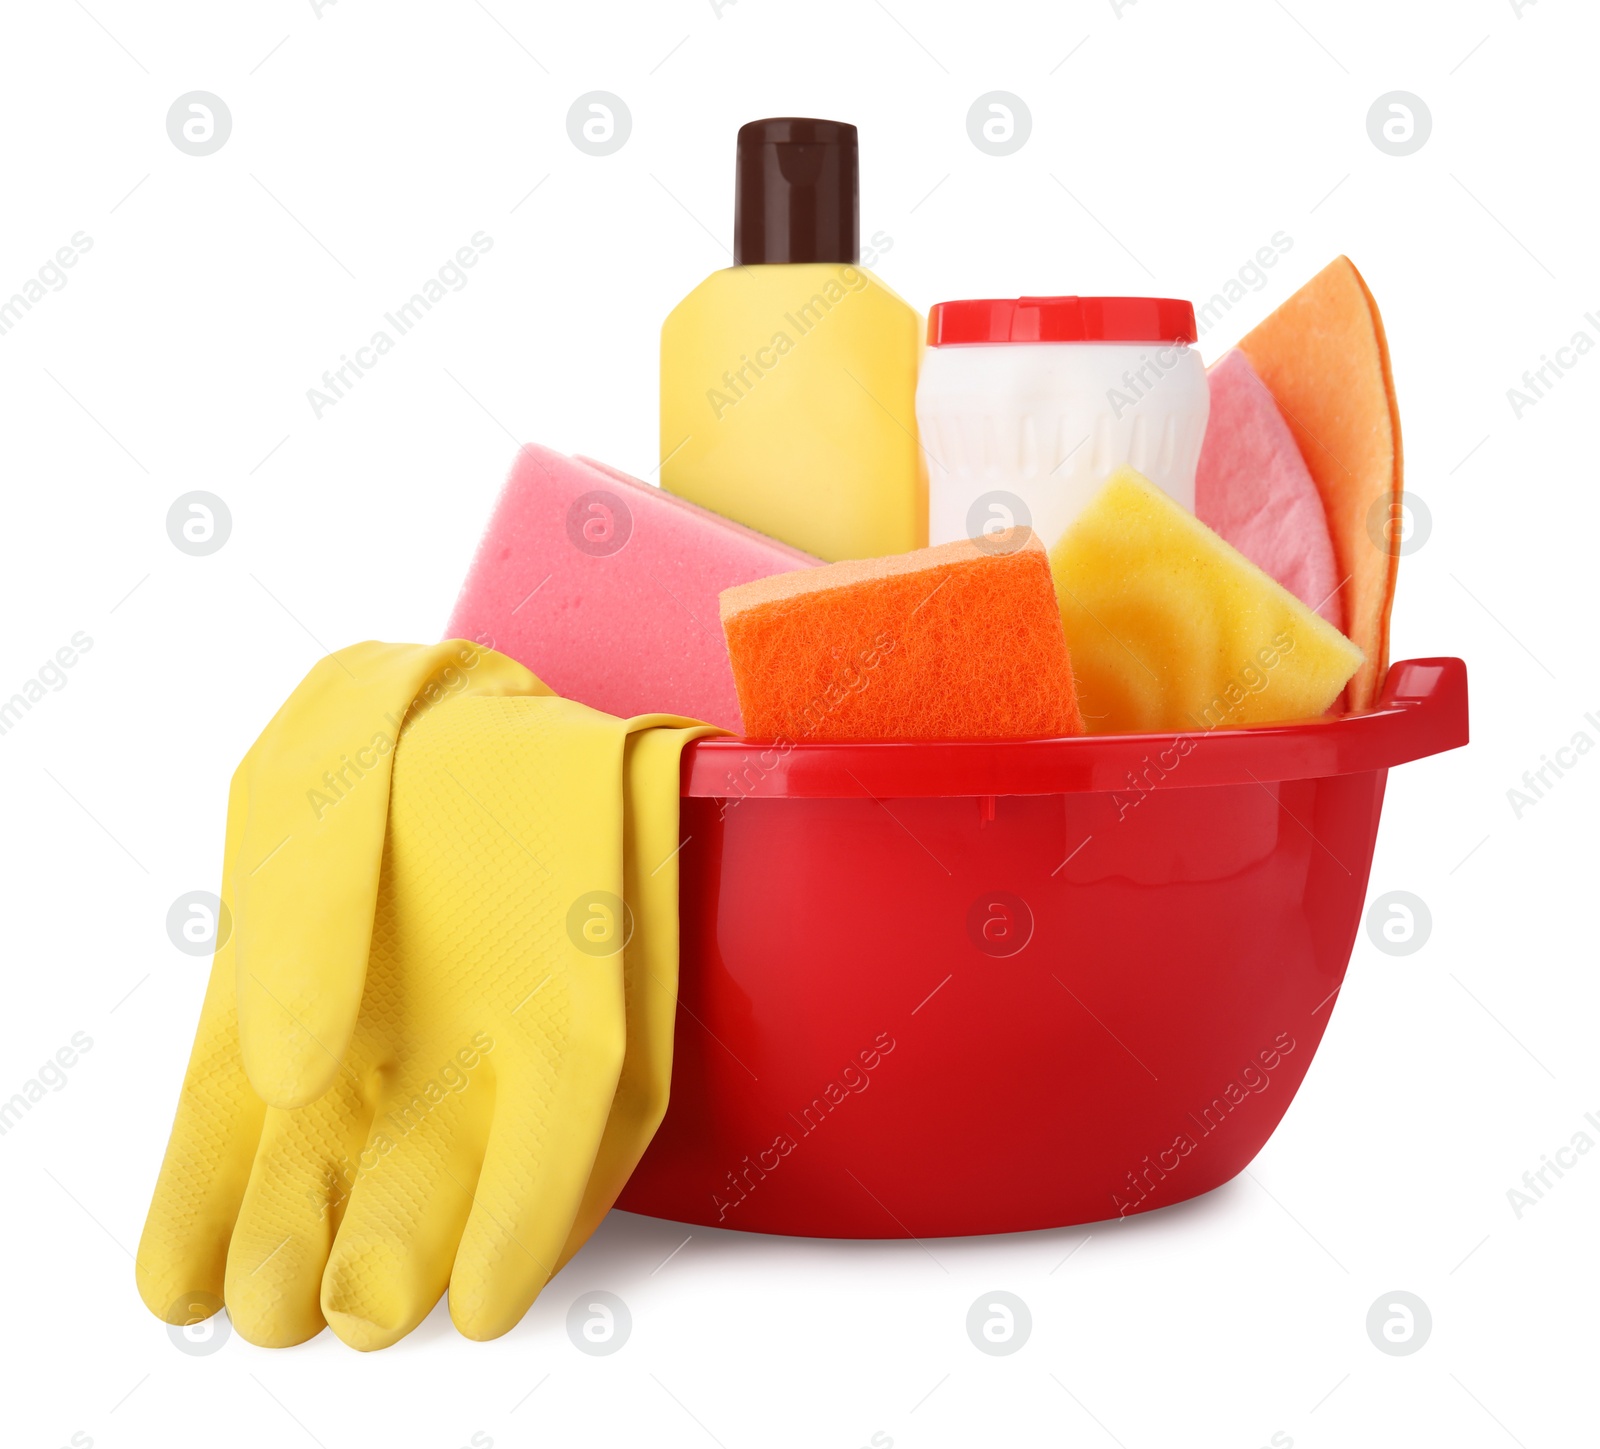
left=719, top=530, right=1083, bottom=740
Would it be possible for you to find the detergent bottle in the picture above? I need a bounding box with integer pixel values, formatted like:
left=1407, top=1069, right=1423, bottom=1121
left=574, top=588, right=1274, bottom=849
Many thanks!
left=661, top=117, right=925, bottom=562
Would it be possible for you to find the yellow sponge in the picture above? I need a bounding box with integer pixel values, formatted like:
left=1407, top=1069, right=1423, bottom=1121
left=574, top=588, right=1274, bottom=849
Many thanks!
left=1049, top=468, right=1363, bottom=734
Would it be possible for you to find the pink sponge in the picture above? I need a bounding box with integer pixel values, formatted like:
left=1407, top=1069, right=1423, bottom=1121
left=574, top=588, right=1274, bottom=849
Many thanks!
left=1195, top=349, right=1343, bottom=630
left=446, top=446, right=820, bottom=730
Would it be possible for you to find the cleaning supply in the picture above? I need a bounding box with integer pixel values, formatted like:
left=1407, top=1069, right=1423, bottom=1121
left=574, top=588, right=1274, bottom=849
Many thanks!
left=1049, top=468, right=1363, bottom=734
left=720, top=529, right=1083, bottom=740
left=137, top=641, right=716, bottom=1349
left=917, top=295, right=1210, bottom=550
left=1238, top=256, right=1401, bottom=710
left=1195, top=349, right=1342, bottom=629
left=660, top=117, right=925, bottom=562
left=446, top=445, right=819, bottom=733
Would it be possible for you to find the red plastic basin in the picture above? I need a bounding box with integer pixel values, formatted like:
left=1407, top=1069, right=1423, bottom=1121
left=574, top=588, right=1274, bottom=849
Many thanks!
left=618, top=658, right=1469, bottom=1238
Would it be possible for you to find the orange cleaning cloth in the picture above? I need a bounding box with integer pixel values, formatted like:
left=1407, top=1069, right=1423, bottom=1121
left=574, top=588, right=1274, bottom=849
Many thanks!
left=719, top=529, right=1084, bottom=741
left=1238, top=256, right=1401, bottom=711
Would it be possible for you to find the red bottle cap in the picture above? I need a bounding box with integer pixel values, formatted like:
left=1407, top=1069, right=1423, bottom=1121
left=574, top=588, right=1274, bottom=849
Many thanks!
left=927, top=296, right=1198, bottom=346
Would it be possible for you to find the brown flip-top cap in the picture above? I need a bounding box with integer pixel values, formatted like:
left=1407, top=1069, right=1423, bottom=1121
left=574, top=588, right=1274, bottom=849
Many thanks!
left=734, top=117, right=859, bottom=266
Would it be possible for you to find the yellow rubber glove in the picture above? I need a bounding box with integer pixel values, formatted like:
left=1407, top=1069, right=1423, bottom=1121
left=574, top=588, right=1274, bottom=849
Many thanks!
left=234, top=641, right=552, bottom=1109
left=136, top=642, right=715, bottom=1348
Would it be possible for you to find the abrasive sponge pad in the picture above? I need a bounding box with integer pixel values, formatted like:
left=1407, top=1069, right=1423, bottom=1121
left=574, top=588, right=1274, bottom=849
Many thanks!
left=719, top=530, right=1084, bottom=740
left=446, top=446, right=821, bottom=731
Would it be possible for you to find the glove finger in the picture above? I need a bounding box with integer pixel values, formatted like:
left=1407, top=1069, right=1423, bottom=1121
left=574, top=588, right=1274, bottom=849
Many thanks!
left=319, top=1061, right=492, bottom=1351
left=137, top=766, right=265, bottom=1329
left=448, top=1020, right=624, bottom=1342
left=136, top=964, right=266, bottom=1326
left=554, top=721, right=711, bottom=1273
left=449, top=715, right=713, bottom=1337
left=222, top=1065, right=375, bottom=1348
left=236, top=642, right=545, bottom=1108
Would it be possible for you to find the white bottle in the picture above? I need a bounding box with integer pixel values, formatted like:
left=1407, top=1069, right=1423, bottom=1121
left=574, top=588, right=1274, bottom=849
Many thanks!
left=916, top=296, right=1210, bottom=549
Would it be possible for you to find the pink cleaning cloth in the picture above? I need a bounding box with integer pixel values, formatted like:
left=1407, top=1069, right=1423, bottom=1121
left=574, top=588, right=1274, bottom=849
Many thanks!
left=1195, top=349, right=1343, bottom=630
left=446, top=445, right=821, bottom=731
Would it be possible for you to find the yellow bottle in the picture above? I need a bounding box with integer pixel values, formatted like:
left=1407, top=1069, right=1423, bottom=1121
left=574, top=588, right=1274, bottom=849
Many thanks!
left=661, top=118, right=925, bottom=562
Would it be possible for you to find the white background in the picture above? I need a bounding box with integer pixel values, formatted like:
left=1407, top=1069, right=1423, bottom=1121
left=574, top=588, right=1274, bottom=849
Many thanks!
left=2, top=1, right=1595, bottom=1445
